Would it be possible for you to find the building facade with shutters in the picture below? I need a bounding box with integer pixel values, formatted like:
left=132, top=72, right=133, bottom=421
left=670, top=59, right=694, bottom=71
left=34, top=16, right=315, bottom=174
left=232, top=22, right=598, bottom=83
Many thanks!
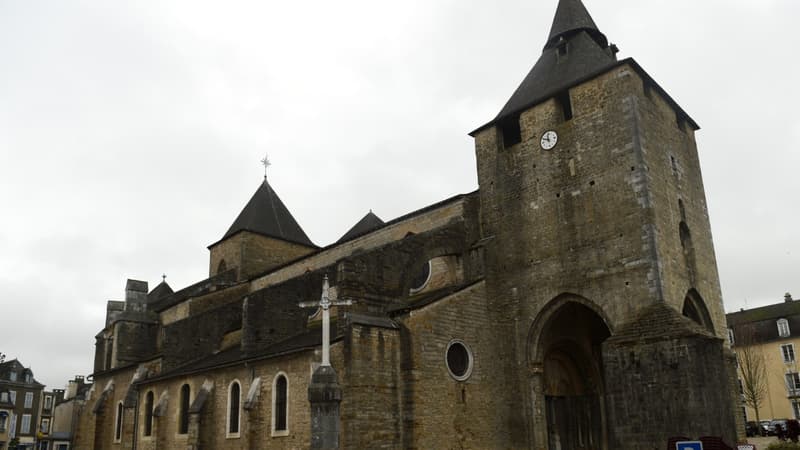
left=71, top=0, right=740, bottom=449
left=0, top=360, right=45, bottom=450
left=728, top=293, right=800, bottom=423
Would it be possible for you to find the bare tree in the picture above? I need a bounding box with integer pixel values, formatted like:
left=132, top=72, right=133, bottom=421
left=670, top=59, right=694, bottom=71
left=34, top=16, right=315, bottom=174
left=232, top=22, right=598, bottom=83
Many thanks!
left=735, top=325, right=768, bottom=424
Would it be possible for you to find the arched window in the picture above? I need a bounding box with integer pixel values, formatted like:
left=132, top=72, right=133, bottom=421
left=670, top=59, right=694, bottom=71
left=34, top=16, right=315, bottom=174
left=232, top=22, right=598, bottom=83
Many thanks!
left=178, top=384, right=190, bottom=435
left=114, top=401, right=124, bottom=442
left=227, top=381, right=241, bottom=437
left=682, top=290, right=715, bottom=334
left=143, top=391, right=154, bottom=437
left=272, top=373, right=288, bottom=436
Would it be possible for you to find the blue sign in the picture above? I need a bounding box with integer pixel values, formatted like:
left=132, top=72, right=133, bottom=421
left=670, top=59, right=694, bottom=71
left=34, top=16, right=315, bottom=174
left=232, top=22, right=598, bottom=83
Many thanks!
left=676, top=442, right=703, bottom=450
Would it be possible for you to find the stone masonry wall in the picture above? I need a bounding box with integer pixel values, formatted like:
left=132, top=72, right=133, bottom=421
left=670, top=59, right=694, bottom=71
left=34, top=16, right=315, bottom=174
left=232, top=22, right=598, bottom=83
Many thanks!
left=162, top=301, right=242, bottom=372
left=249, top=197, right=471, bottom=292
left=73, top=367, right=137, bottom=450
left=603, top=306, right=738, bottom=448
left=633, top=74, right=727, bottom=338
left=339, top=324, right=402, bottom=448
left=241, top=272, right=325, bottom=357
left=209, top=231, right=316, bottom=281
left=474, top=65, right=659, bottom=448
left=473, top=62, right=736, bottom=448
left=113, top=322, right=158, bottom=366
left=134, top=349, right=326, bottom=450
left=393, top=281, right=515, bottom=449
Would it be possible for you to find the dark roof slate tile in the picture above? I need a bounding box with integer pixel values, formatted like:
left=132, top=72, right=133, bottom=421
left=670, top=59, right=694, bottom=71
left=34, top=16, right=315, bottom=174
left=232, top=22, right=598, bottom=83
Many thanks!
left=336, top=211, right=385, bottom=244
left=215, top=180, right=315, bottom=248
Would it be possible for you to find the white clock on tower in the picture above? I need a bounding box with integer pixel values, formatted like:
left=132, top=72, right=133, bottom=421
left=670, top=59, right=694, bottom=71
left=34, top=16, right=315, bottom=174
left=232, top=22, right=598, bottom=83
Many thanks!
left=540, top=130, right=558, bottom=150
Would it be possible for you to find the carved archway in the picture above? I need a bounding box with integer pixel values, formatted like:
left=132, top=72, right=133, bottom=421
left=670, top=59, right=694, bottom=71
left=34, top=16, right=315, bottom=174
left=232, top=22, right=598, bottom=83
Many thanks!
left=528, top=295, right=612, bottom=450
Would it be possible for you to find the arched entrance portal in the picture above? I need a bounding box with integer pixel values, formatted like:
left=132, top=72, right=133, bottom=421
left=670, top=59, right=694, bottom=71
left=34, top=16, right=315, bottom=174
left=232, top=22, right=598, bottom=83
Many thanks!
left=533, top=300, right=611, bottom=450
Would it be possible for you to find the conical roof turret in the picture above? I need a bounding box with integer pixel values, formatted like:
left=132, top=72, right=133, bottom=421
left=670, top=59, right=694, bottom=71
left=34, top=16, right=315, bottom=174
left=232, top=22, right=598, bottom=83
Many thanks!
left=219, top=179, right=315, bottom=247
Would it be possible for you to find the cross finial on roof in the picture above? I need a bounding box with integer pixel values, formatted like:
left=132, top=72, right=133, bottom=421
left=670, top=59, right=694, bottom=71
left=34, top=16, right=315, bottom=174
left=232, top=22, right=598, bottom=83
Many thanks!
left=162, top=273, right=166, bottom=282
left=260, top=154, right=271, bottom=180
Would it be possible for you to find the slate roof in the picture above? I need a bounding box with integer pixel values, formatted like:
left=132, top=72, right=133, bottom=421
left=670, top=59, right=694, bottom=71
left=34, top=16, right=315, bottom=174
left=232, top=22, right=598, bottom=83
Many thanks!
left=606, top=302, right=716, bottom=345
left=726, top=298, right=800, bottom=345
left=493, top=0, right=616, bottom=124
left=726, top=299, right=800, bottom=326
left=546, top=0, right=606, bottom=48
left=147, top=281, right=173, bottom=303
left=387, top=282, right=482, bottom=315
left=143, top=328, right=326, bottom=383
left=212, top=180, right=316, bottom=248
left=150, top=269, right=238, bottom=313
left=471, top=0, right=699, bottom=136
left=337, top=211, right=385, bottom=244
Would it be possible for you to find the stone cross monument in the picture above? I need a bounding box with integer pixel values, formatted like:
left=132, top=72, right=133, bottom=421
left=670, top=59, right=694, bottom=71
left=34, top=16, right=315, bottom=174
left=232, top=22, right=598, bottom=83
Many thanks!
left=300, top=275, right=352, bottom=449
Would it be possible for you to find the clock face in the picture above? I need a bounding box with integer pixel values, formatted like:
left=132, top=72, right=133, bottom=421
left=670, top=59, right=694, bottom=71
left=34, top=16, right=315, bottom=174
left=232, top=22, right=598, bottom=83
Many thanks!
left=540, top=130, right=558, bottom=150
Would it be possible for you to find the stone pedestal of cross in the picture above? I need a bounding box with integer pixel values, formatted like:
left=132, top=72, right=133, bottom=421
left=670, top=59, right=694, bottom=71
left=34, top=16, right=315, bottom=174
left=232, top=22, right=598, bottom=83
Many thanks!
left=299, top=275, right=352, bottom=450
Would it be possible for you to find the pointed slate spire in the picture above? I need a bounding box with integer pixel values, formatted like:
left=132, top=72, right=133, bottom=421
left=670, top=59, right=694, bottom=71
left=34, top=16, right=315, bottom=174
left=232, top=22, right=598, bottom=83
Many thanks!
left=222, top=180, right=315, bottom=247
left=476, top=0, right=617, bottom=131
left=545, top=0, right=607, bottom=49
left=337, top=211, right=385, bottom=243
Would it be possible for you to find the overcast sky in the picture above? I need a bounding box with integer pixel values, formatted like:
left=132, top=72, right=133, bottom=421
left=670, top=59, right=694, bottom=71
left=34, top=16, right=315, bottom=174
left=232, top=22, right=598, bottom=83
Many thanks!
left=1, top=0, right=798, bottom=389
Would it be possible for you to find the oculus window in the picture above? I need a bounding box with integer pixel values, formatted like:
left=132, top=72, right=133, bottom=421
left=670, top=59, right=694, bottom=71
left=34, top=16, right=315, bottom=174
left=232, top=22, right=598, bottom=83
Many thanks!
left=445, top=340, right=474, bottom=381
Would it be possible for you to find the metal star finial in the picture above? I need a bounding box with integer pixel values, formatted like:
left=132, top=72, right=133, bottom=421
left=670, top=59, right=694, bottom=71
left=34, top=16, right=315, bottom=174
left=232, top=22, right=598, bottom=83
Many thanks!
left=260, top=154, right=271, bottom=180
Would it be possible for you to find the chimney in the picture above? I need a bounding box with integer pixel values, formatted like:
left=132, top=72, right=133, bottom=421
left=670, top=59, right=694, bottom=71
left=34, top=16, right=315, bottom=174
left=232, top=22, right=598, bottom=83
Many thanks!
left=786, top=292, right=793, bottom=303
left=65, top=379, right=77, bottom=400
left=65, top=375, right=84, bottom=400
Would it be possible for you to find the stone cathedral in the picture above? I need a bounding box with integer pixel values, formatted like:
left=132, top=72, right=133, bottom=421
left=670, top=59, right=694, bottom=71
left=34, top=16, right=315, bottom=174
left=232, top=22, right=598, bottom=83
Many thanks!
left=73, top=1, right=740, bottom=449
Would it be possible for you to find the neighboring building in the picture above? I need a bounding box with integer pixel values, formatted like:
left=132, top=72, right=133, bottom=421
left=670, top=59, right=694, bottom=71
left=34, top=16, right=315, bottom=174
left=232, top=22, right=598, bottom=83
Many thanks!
left=728, top=293, right=800, bottom=422
left=0, top=387, right=14, bottom=450
left=36, top=390, right=55, bottom=450
left=0, top=360, right=45, bottom=450
left=40, top=377, right=92, bottom=450
left=72, top=0, right=739, bottom=448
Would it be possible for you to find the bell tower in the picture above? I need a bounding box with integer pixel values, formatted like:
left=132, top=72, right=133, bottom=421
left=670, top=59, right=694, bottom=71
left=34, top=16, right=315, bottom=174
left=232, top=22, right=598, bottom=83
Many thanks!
left=472, top=0, right=739, bottom=446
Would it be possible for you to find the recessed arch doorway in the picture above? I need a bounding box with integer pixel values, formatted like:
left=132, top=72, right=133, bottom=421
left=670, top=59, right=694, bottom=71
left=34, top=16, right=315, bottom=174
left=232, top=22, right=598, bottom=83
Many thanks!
left=531, top=298, right=611, bottom=450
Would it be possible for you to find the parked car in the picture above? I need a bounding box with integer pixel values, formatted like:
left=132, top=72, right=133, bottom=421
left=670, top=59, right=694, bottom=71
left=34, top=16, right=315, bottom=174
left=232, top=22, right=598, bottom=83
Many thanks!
left=769, top=419, right=789, bottom=436
left=745, top=421, right=762, bottom=437
left=761, top=420, right=772, bottom=435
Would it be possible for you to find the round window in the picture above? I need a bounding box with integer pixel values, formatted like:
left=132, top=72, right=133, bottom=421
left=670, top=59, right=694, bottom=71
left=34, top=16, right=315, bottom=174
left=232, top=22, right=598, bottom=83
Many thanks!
left=409, top=260, right=431, bottom=294
left=445, top=340, right=473, bottom=381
